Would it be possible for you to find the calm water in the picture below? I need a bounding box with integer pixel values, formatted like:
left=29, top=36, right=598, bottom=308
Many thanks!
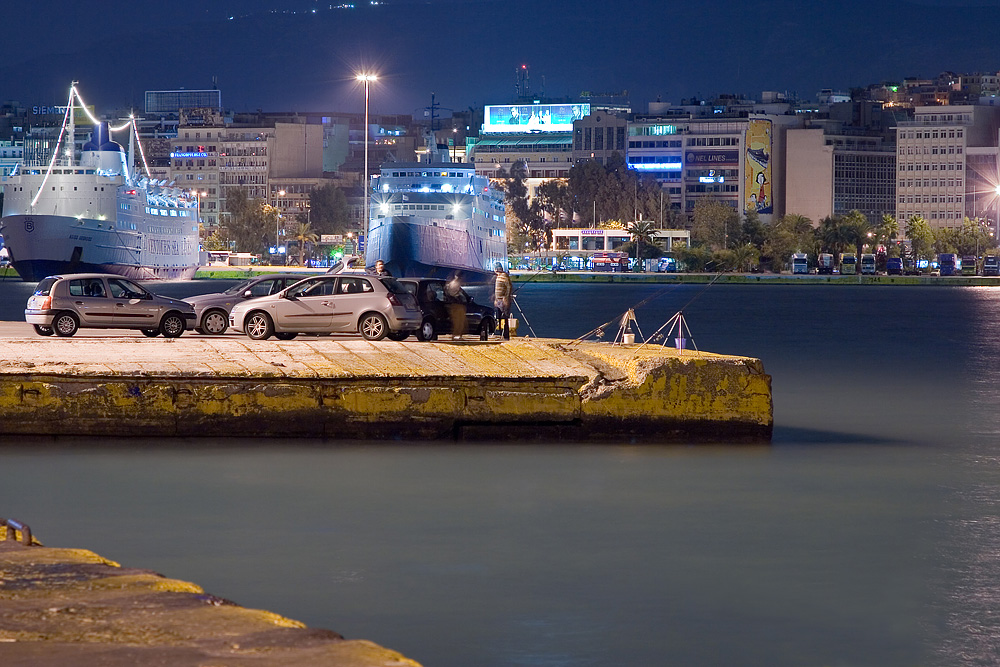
left=3, top=278, right=1000, bottom=666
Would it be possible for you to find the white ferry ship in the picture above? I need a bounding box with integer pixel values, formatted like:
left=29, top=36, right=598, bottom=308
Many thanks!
left=365, top=136, right=507, bottom=283
left=0, top=85, right=200, bottom=282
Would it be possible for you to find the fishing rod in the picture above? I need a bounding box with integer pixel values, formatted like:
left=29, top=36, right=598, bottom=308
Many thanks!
left=566, top=271, right=726, bottom=347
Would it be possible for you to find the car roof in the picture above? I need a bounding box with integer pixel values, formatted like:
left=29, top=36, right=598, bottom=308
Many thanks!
left=43, top=273, right=125, bottom=281
left=248, top=273, right=307, bottom=282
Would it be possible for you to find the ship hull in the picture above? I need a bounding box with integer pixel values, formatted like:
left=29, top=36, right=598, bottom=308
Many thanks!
left=366, top=219, right=495, bottom=284
left=1, top=214, right=198, bottom=282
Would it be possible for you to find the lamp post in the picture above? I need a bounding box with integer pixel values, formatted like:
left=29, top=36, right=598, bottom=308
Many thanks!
left=357, top=73, right=377, bottom=255
left=274, top=189, right=285, bottom=265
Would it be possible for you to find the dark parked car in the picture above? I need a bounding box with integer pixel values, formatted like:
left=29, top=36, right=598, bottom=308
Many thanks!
left=184, top=273, right=304, bottom=335
left=397, top=278, right=496, bottom=341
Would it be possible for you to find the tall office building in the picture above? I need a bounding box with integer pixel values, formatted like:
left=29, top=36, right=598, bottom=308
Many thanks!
left=895, top=105, right=1000, bottom=232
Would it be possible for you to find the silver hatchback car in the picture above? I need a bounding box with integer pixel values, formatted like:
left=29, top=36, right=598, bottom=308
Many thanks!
left=229, top=274, right=422, bottom=341
left=25, top=273, right=197, bottom=338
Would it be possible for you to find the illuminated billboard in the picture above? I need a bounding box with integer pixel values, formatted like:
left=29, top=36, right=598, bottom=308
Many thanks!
left=483, top=103, right=590, bottom=133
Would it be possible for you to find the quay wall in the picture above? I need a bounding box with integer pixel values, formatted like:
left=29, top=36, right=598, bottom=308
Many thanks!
left=0, top=531, right=420, bottom=665
left=0, top=338, right=771, bottom=442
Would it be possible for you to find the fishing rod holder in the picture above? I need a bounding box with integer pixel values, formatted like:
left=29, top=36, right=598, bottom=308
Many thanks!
left=1, top=517, right=34, bottom=545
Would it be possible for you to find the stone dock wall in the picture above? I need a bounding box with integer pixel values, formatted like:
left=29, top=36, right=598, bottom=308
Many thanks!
left=0, top=527, right=420, bottom=666
left=0, top=337, right=772, bottom=442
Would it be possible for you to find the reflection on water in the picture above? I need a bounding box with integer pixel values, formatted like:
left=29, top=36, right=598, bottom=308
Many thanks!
left=5, top=284, right=1000, bottom=665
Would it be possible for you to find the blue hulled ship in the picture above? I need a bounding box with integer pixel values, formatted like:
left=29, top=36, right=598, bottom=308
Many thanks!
left=365, top=138, right=507, bottom=284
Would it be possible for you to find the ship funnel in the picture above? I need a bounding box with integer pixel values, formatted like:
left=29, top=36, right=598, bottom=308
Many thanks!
left=80, top=121, right=125, bottom=174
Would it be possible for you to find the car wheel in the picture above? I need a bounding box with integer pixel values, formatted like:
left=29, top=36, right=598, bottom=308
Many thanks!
left=275, top=332, right=298, bottom=340
left=387, top=330, right=409, bottom=341
left=160, top=312, right=186, bottom=338
left=359, top=312, right=388, bottom=341
left=141, top=329, right=160, bottom=337
left=201, top=309, right=229, bottom=335
left=246, top=312, right=274, bottom=340
left=33, top=324, right=54, bottom=336
left=478, top=318, right=495, bottom=341
left=53, top=312, right=79, bottom=337
left=416, top=318, right=436, bottom=342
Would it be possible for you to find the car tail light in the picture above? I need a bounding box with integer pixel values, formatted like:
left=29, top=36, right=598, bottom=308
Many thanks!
left=387, top=293, right=402, bottom=307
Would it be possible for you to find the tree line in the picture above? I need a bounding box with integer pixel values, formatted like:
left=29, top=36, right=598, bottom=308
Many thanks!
left=202, top=184, right=353, bottom=263
left=496, top=153, right=673, bottom=253
left=681, top=205, right=998, bottom=272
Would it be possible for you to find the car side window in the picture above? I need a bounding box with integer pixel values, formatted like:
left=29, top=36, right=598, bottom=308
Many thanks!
left=339, top=277, right=371, bottom=294
left=301, top=279, right=336, bottom=297
left=83, top=279, right=106, bottom=298
left=248, top=281, right=274, bottom=297
left=108, top=278, right=145, bottom=299
left=68, top=279, right=109, bottom=297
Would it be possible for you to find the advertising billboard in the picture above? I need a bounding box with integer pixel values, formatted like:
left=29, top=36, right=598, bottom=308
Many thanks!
left=484, top=103, right=590, bottom=134
left=744, top=119, right=772, bottom=214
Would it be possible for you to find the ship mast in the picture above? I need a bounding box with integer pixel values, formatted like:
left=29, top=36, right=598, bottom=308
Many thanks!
left=67, top=81, right=76, bottom=167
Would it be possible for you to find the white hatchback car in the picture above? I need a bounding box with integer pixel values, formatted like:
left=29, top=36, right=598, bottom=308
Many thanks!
left=229, top=274, right=422, bottom=341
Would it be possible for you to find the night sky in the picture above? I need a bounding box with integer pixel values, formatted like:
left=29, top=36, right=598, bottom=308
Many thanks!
left=3, top=0, right=1000, bottom=117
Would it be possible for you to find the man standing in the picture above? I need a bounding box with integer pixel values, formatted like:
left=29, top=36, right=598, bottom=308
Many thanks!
left=371, top=260, right=392, bottom=277
left=493, top=263, right=512, bottom=340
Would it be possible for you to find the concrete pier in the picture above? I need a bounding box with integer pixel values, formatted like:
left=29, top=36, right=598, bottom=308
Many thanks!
left=0, top=335, right=772, bottom=442
left=0, top=529, right=420, bottom=666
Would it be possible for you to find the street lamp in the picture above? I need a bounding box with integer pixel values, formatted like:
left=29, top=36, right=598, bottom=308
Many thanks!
left=274, top=189, right=285, bottom=265
left=356, top=73, right=377, bottom=253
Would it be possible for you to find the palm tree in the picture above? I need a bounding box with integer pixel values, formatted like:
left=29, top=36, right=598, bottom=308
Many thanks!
left=626, top=219, right=658, bottom=265
left=291, top=222, right=319, bottom=267
left=731, top=243, right=760, bottom=273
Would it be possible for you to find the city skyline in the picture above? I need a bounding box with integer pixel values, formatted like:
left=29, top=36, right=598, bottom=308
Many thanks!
left=3, top=0, right=1000, bottom=117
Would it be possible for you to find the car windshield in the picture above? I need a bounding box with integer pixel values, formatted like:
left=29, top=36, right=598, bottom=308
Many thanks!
left=223, top=278, right=256, bottom=295
left=33, top=277, right=57, bottom=296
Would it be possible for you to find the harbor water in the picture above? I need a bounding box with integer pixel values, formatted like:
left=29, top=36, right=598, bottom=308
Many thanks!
left=2, top=278, right=1000, bottom=666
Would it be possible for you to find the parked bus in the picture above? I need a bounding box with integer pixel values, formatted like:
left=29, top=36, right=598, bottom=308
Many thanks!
left=860, top=253, right=876, bottom=275
left=938, top=253, right=960, bottom=276
left=840, top=253, right=857, bottom=275
left=961, top=255, right=978, bottom=276
left=589, top=252, right=630, bottom=272
left=984, top=255, right=1000, bottom=276
left=791, top=253, right=809, bottom=274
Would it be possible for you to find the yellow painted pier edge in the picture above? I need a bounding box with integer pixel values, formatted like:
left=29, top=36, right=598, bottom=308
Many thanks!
left=0, top=338, right=771, bottom=442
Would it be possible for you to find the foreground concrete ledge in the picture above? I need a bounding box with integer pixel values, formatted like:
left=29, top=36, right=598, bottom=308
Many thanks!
left=0, top=337, right=772, bottom=442
left=0, top=535, right=420, bottom=666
